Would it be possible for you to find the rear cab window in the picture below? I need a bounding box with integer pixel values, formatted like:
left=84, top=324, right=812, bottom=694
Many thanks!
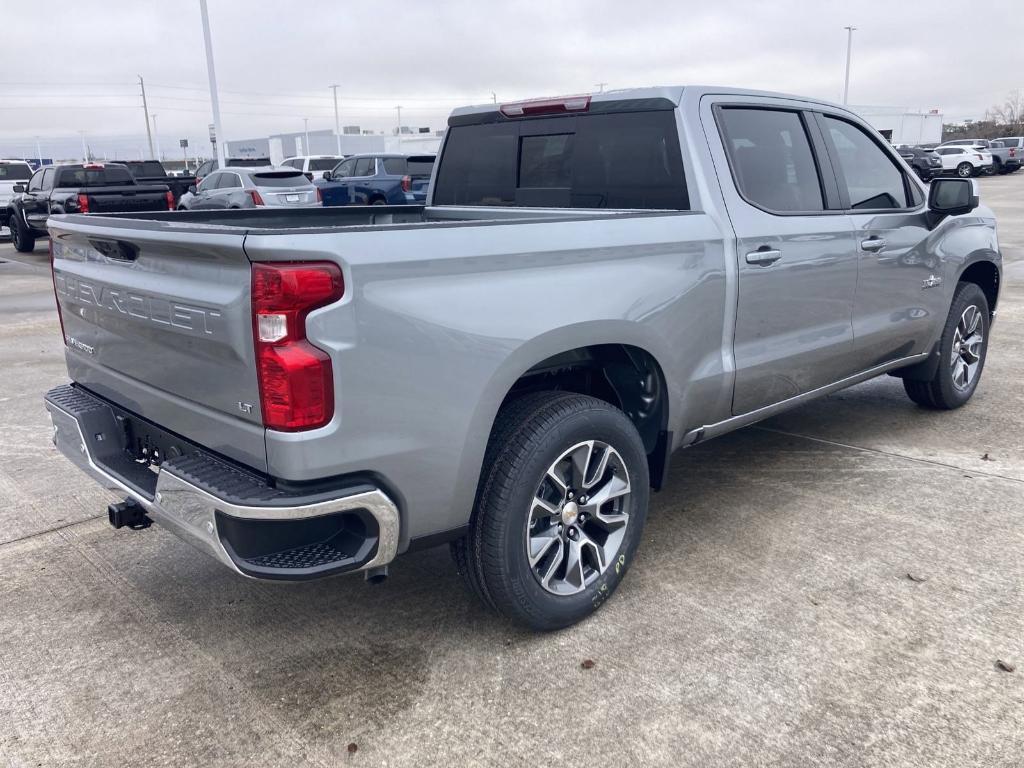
left=433, top=110, right=688, bottom=209
left=56, top=166, right=134, bottom=187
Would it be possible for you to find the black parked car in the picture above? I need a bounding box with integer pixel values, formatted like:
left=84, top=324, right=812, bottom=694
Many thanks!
left=897, top=146, right=943, bottom=180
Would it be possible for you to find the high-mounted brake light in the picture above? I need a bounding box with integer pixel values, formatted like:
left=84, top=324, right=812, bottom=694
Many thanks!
left=83, top=163, right=104, bottom=169
left=76, top=193, right=90, bottom=214
left=165, top=190, right=175, bottom=210
left=249, top=189, right=265, bottom=206
left=499, top=95, right=591, bottom=118
left=251, top=262, right=344, bottom=431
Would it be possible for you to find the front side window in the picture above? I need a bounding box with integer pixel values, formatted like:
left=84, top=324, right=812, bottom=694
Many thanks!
left=27, top=170, right=44, bottom=191
left=41, top=168, right=56, bottom=189
left=218, top=173, right=242, bottom=189
left=332, top=159, right=355, bottom=178
left=197, top=173, right=220, bottom=192
left=717, top=107, right=824, bottom=212
left=823, top=116, right=909, bottom=210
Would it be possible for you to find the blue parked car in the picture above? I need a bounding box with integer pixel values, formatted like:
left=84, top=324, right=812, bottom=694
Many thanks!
left=316, top=153, right=436, bottom=206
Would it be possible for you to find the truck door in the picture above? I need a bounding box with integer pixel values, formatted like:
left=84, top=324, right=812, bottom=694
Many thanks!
left=22, top=167, right=53, bottom=229
left=814, top=112, right=944, bottom=372
left=703, top=98, right=858, bottom=415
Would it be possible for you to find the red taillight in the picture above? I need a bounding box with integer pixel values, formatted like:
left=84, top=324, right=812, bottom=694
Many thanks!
left=165, top=190, right=175, bottom=210
left=976, top=154, right=983, bottom=161
left=316, top=187, right=323, bottom=204
left=249, top=189, right=265, bottom=206
left=76, top=193, right=90, bottom=214
left=1010, top=148, right=1017, bottom=158
left=400, top=174, right=412, bottom=192
left=251, top=262, right=344, bottom=431
left=50, top=239, right=67, bottom=345
left=499, top=95, right=591, bottom=118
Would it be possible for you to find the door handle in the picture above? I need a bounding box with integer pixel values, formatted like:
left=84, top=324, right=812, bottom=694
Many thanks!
left=861, top=237, right=886, bottom=252
left=745, top=248, right=782, bottom=266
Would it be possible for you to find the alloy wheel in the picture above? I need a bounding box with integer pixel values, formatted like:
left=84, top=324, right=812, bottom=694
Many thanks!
left=525, top=440, right=631, bottom=596
left=951, top=304, right=984, bottom=391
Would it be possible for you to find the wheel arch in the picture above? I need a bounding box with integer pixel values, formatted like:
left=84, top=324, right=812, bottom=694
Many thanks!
left=958, top=255, right=1000, bottom=316
left=463, top=326, right=676, bottom=497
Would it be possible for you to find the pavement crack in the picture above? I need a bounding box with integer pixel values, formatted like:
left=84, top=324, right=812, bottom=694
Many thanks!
left=752, top=425, right=1024, bottom=484
left=0, top=514, right=105, bottom=550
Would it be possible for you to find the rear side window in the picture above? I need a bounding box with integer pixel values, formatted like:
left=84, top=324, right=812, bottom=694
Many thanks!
left=383, top=157, right=435, bottom=176
left=0, top=164, right=32, bottom=180
left=823, top=116, right=909, bottom=210
left=383, top=158, right=407, bottom=175
left=717, top=108, right=824, bottom=212
left=252, top=172, right=312, bottom=187
left=434, top=111, right=687, bottom=209
left=309, top=158, right=339, bottom=171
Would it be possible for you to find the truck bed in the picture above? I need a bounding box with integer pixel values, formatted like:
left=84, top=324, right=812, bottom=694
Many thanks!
left=57, top=203, right=680, bottom=235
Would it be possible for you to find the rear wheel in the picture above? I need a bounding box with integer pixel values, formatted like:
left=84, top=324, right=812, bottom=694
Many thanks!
left=370, top=197, right=387, bottom=206
left=451, top=392, right=649, bottom=631
left=903, top=282, right=989, bottom=409
left=10, top=212, right=35, bottom=253
left=956, top=162, right=974, bottom=178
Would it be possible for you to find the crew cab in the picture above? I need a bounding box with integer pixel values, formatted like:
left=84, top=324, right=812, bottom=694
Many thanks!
left=4, top=163, right=173, bottom=252
left=116, top=160, right=197, bottom=204
left=43, top=87, right=1000, bottom=631
left=316, top=153, right=434, bottom=205
left=0, top=160, right=33, bottom=237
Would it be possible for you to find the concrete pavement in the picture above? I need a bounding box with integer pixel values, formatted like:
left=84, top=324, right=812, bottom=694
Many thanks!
left=1, top=175, right=1022, bottom=767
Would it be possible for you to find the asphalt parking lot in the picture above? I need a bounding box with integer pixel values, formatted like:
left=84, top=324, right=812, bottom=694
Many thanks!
left=2, top=176, right=1023, bottom=767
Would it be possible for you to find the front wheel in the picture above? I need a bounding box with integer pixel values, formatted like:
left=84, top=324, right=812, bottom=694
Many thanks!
left=451, top=392, right=650, bottom=630
left=956, top=162, right=974, bottom=178
left=10, top=212, right=35, bottom=253
left=904, top=282, right=989, bottom=409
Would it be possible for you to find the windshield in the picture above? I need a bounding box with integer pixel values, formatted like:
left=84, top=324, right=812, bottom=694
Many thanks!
left=0, top=164, right=32, bottom=180
left=252, top=172, right=312, bottom=187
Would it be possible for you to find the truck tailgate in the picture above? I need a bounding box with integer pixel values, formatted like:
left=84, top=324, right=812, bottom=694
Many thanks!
left=49, top=217, right=268, bottom=471
left=84, top=184, right=169, bottom=214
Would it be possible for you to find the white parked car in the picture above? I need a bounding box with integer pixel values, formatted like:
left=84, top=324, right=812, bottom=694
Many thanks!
left=281, top=155, right=345, bottom=181
left=933, top=145, right=993, bottom=177
left=0, top=160, right=34, bottom=237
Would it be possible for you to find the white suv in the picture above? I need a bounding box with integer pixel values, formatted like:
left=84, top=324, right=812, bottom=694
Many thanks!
left=281, top=155, right=345, bottom=181
left=933, top=145, right=993, bottom=177
left=0, top=160, right=34, bottom=237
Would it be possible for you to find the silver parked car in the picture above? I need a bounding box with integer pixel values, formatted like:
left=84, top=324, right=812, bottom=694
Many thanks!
left=177, top=167, right=321, bottom=210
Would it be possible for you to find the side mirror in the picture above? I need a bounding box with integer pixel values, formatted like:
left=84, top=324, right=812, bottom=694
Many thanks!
left=12, top=184, right=25, bottom=194
left=321, top=170, right=333, bottom=181
left=187, top=184, right=197, bottom=195
left=928, top=178, right=979, bottom=218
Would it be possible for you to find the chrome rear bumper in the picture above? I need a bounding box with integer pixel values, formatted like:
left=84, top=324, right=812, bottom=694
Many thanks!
left=44, top=385, right=400, bottom=580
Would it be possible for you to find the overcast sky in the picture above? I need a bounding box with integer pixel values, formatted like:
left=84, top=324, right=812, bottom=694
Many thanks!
left=1, top=0, right=1020, bottom=160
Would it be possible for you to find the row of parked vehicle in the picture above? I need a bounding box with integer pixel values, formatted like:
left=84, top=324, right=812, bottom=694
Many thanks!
left=896, top=136, right=1023, bottom=180
left=0, top=151, right=437, bottom=251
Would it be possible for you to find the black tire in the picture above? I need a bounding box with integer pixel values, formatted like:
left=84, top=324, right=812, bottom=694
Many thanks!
left=956, top=162, right=974, bottom=178
left=370, top=197, right=387, bottom=206
left=903, top=282, right=989, bottom=410
left=993, top=159, right=1004, bottom=175
left=451, top=391, right=650, bottom=631
left=10, top=212, right=35, bottom=253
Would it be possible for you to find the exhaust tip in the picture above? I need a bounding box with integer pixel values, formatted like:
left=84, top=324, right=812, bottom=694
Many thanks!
left=364, top=565, right=389, bottom=584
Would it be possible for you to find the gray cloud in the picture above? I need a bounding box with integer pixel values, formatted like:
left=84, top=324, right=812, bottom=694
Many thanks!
left=1, top=0, right=1019, bottom=159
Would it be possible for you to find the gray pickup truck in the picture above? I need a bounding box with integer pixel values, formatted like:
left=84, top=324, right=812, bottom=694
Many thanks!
left=43, top=86, right=1001, bottom=630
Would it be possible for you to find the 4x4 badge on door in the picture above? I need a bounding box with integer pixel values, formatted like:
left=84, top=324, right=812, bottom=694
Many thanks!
left=922, top=275, right=943, bottom=289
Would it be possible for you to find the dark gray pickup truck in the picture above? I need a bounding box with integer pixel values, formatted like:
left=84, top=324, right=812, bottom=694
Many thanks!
left=43, top=86, right=1001, bottom=630
left=4, top=163, right=172, bottom=252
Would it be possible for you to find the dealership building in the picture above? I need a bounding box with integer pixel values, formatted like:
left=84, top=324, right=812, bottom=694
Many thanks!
left=225, top=127, right=444, bottom=164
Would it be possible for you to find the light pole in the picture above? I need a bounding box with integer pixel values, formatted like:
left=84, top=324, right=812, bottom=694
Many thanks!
left=595, top=82, right=608, bottom=93
left=303, top=117, right=310, bottom=155
left=199, top=0, right=227, bottom=168
left=34, top=136, right=42, bottom=165
left=152, top=114, right=161, bottom=161
left=843, top=26, right=856, bottom=105
left=330, top=85, right=342, bottom=155
left=79, top=131, right=88, bottom=162
left=491, top=92, right=497, bottom=104
left=395, top=105, right=402, bottom=148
